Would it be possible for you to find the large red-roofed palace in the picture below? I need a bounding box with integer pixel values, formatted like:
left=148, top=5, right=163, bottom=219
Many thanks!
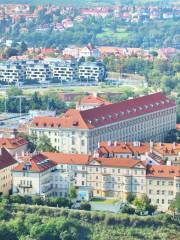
left=30, top=92, right=176, bottom=154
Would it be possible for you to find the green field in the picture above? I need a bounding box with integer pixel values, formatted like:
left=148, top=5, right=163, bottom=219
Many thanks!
left=97, top=28, right=128, bottom=40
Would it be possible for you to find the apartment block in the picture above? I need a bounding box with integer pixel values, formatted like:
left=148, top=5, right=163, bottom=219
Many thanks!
left=50, top=61, right=77, bottom=81
left=0, top=62, right=25, bottom=83
left=78, top=62, right=105, bottom=82
left=30, top=92, right=176, bottom=154
left=26, top=62, right=52, bottom=82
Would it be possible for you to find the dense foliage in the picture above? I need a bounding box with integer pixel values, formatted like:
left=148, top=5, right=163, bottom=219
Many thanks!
left=0, top=200, right=179, bottom=240
left=0, top=87, right=67, bottom=114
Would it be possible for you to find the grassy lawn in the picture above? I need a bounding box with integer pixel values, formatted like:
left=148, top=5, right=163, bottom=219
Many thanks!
left=97, top=28, right=128, bottom=40
left=90, top=198, right=119, bottom=205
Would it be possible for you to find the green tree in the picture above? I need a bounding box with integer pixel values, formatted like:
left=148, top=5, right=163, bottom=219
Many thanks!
left=68, top=186, right=77, bottom=200
left=36, top=135, right=56, bottom=152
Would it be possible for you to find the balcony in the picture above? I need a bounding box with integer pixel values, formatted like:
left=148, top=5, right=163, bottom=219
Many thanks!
left=18, top=183, right=32, bottom=188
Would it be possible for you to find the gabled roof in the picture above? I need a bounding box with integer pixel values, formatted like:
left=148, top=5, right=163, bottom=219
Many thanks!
left=78, top=95, right=110, bottom=106
left=43, top=152, right=90, bottom=165
left=31, top=92, right=175, bottom=130
left=153, top=143, right=180, bottom=156
left=0, top=148, right=17, bottom=170
left=13, top=153, right=56, bottom=172
left=89, top=157, right=143, bottom=168
left=99, top=141, right=149, bottom=155
left=146, top=165, right=180, bottom=178
left=0, top=136, right=28, bottom=149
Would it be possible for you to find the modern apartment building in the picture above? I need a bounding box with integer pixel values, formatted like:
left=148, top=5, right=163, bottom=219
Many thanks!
left=0, top=148, right=18, bottom=195
left=50, top=61, right=77, bottom=81
left=78, top=62, right=105, bottom=82
left=30, top=92, right=176, bottom=154
left=0, top=62, right=25, bottom=83
left=26, top=62, right=52, bottom=82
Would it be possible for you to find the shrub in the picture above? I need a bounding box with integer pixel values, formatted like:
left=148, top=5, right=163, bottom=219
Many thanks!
left=79, top=202, right=91, bottom=211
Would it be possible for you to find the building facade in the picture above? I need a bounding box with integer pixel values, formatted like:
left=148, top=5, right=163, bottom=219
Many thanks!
left=30, top=93, right=177, bottom=154
left=0, top=62, right=25, bottom=83
left=12, top=151, right=180, bottom=211
left=78, top=62, right=105, bottom=82
left=12, top=154, right=56, bottom=196
left=26, top=62, right=52, bottom=82
left=50, top=61, right=77, bottom=81
left=0, top=148, right=17, bottom=195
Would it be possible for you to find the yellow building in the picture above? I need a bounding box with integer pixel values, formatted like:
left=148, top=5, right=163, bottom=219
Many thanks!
left=0, top=148, right=17, bottom=195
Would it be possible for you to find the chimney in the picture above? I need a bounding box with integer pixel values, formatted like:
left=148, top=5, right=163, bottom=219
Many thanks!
left=108, top=141, right=111, bottom=146
left=92, top=92, right=97, bottom=98
left=114, top=141, right=117, bottom=146
left=172, top=142, right=176, bottom=150
left=150, top=140, right=153, bottom=153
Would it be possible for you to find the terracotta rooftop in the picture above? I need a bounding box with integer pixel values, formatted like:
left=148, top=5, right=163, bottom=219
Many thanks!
left=13, top=153, right=56, bottom=172
left=99, top=141, right=149, bottom=155
left=31, top=92, right=175, bottom=130
left=43, top=152, right=90, bottom=165
left=153, top=143, right=180, bottom=156
left=78, top=94, right=110, bottom=106
left=0, top=137, right=28, bottom=149
left=91, top=157, right=143, bottom=168
left=0, top=148, right=17, bottom=170
left=146, top=165, right=180, bottom=178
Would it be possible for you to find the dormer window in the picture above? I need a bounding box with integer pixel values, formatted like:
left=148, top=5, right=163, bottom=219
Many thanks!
left=51, top=123, right=54, bottom=127
left=108, top=114, right=112, bottom=118
left=156, top=102, right=159, bottom=106
left=35, top=123, right=38, bottom=126
left=95, top=118, right=99, bottom=122
left=144, top=105, right=148, bottom=109
left=139, top=107, right=143, bottom=110
left=150, top=104, right=153, bottom=108
left=121, top=111, right=124, bottom=115
left=43, top=123, right=47, bottom=127
left=102, top=116, right=105, bottom=120
left=72, top=121, right=78, bottom=126
left=161, top=101, right=164, bottom=104
left=127, top=110, right=131, bottom=114
left=133, top=108, right=136, bottom=112
left=88, top=120, right=92, bottom=124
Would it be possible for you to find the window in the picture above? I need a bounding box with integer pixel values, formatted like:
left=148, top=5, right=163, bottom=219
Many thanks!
left=81, top=139, right=85, bottom=146
left=162, top=199, right=164, bottom=204
left=149, top=189, right=152, bottom=194
left=157, top=199, right=159, bottom=203
left=82, top=181, right=84, bottom=186
left=168, top=181, right=173, bottom=186
left=149, top=180, right=152, bottom=185
left=168, top=191, right=173, bottom=196
left=157, top=180, right=160, bottom=185
left=157, top=190, right=160, bottom=195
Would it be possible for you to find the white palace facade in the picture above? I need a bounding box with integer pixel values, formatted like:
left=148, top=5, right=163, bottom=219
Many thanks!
left=30, top=92, right=176, bottom=154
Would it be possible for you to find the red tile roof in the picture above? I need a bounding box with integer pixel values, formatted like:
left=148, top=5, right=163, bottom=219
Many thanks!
left=13, top=154, right=56, bottom=172
left=146, top=165, right=180, bottom=178
left=99, top=141, right=149, bottom=155
left=0, top=148, right=17, bottom=170
left=0, top=137, right=28, bottom=149
left=91, top=157, right=143, bottom=168
left=78, top=95, right=110, bottom=106
left=43, top=152, right=90, bottom=165
left=31, top=92, right=175, bottom=130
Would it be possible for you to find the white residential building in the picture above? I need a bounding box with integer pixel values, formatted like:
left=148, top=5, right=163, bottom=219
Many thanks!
left=26, top=62, right=51, bottom=82
left=78, top=62, right=106, bottom=82
left=50, top=61, right=77, bottom=81
left=0, top=62, right=25, bottom=83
